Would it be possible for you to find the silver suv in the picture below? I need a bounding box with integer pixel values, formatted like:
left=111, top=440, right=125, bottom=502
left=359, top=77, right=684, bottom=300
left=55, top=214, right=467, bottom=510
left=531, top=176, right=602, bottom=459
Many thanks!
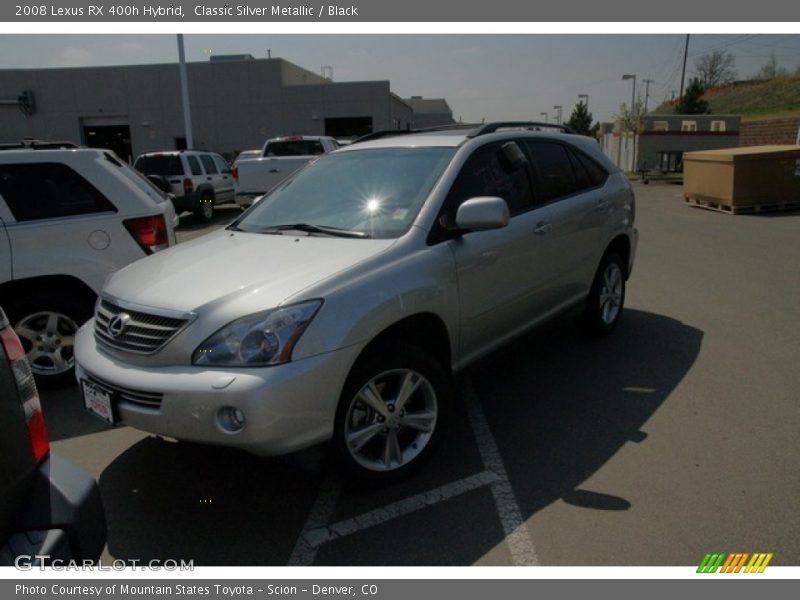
left=75, top=122, right=637, bottom=481
left=134, top=150, right=234, bottom=221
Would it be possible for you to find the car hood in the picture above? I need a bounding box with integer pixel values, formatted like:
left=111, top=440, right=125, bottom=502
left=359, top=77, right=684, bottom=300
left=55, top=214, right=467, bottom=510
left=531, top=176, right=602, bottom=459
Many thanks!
left=104, top=229, right=397, bottom=313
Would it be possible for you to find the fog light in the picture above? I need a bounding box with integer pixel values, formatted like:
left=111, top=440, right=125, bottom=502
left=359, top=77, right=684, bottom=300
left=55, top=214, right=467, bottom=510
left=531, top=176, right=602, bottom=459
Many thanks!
left=217, top=406, right=246, bottom=433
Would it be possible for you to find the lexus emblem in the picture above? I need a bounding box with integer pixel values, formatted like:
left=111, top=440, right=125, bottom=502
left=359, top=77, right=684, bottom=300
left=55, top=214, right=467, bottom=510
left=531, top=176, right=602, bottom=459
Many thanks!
left=107, top=313, right=132, bottom=338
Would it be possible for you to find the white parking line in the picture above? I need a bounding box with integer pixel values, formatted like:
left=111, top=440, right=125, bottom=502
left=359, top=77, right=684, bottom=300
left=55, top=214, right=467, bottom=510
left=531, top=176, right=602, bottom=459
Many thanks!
left=287, top=472, right=344, bottom=566
left=288, top=379, right=538, bottom=566
left=302, top=470, right=500, bottom=549
left=463, top=379, right=540, bottom=565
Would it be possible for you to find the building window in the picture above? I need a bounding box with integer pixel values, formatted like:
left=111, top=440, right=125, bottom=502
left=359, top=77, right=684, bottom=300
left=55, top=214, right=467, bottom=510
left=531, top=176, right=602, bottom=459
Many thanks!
left=681, top=121, right=697, bottom=132
left=653, top=121, right=669, bottom=132
left=711, top=120, right=727, bottom=132
left=658, top=151, right=684, bottom=173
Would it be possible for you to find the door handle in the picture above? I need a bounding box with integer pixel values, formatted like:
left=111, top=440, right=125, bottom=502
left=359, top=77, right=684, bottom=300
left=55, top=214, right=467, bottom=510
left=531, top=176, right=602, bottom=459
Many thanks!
left=533, top=222, right=552, bottom=235
left=206, top=176, right=213, bottom=181
left=597, top=200, right=609, bottom=211
left=269, top=168, right=280, bottom=173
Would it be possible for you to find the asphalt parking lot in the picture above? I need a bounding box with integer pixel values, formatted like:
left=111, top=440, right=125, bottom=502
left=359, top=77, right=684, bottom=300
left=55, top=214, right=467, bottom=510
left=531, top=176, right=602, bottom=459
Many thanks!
left=41, top=185, right=800, bottom=566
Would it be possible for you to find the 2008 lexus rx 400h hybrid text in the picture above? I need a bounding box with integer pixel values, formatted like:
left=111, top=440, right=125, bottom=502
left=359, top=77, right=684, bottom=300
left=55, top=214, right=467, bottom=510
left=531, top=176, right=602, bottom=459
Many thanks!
left=75, top=123, right=637, bottom=481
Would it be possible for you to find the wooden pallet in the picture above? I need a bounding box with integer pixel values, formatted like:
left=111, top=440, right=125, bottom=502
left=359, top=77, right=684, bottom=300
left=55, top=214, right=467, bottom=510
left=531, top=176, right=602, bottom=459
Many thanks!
left=684, top=196, right=800, bottom=215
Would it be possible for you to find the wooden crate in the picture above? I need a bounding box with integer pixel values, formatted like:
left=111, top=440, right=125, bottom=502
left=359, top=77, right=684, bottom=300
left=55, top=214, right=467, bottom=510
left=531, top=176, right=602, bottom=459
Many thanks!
left=683, top=145, right=800, bottom=213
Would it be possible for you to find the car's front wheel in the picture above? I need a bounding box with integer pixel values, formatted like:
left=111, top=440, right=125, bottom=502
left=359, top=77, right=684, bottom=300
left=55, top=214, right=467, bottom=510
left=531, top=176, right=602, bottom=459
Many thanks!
left=8, top=295, right=92, bottom=389
left=334, top=343, right=451, bottom=482
left=583, top=251, right=626, bottom=335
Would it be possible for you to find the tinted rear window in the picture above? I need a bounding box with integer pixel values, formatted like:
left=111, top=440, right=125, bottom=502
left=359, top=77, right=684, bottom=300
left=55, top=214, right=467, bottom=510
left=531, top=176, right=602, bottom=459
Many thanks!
left=134, top=155, right=183, bottom=176
left=264, top=141, right=325, bottom=157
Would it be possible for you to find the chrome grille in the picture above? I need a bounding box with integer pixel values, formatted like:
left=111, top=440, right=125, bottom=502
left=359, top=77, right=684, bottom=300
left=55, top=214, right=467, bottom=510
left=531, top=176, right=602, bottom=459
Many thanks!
left=84, top=372, right=163, bottom=409
left=94, top=299, right=188, bottom=354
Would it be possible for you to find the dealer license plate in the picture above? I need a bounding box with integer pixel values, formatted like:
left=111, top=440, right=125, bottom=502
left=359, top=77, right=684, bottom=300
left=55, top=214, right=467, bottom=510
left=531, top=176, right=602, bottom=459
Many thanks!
left=82, top=380, right=114, bottom=425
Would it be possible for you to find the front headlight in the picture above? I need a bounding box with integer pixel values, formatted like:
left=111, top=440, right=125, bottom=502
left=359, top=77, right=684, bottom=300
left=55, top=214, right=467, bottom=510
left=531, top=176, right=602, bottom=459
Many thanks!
left=192, top=300, right=322, bottom=367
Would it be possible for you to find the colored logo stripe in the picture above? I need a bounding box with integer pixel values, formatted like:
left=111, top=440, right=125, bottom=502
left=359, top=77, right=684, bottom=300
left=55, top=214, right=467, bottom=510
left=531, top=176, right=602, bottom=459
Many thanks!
left=697, top=553, right=773, bottom=573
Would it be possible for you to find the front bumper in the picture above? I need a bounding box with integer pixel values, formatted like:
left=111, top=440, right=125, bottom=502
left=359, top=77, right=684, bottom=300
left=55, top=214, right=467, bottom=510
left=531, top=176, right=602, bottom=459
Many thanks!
left=74, top=324, right=359, bottom=456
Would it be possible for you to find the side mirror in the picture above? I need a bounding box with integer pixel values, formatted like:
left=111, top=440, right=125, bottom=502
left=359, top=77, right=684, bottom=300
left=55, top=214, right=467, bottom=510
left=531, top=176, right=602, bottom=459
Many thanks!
left=455, top=197, right=510, bottom=232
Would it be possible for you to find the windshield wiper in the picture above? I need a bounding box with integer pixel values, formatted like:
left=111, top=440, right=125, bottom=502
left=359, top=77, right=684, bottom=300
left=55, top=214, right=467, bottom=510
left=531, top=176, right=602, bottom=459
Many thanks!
left=258, top=223, right=371, bottom=239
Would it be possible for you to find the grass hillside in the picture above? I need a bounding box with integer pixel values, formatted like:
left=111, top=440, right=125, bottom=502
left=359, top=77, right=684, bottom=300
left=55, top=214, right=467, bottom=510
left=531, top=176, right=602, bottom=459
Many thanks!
left=654, top=76, right=800, bottom=121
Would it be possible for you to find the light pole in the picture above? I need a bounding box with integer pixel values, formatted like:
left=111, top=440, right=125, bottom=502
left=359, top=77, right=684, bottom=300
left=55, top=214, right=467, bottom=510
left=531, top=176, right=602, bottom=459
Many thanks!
left=621, top=74, right=637, bottom=172
left=540, top=112, right=548, bottom=123
left=177, top=34, right=194, bottom=149
left=553, top=105, right=562, bottom=125
left=622, top=74, right=637, bottom=111
left=578, top=94, right=589, bottom=110
left=643, top=79, right=654, bottom=113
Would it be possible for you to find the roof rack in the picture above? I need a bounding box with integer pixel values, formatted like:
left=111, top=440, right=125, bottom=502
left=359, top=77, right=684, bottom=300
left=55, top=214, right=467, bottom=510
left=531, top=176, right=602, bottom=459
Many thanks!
left=351, top=121, right=576, bottom=145
left=468, top=121, right=577, bottom=136
left=0, top=139, right=80, bottom=150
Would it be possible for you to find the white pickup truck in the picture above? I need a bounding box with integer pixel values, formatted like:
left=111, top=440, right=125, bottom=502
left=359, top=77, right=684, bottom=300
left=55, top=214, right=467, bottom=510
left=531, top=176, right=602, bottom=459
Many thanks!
left=233, top=136, right=341, bottom=207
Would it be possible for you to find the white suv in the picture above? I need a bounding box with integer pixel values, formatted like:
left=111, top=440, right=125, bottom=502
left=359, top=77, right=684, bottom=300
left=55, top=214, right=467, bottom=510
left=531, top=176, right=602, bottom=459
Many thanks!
left=134, top=150, right=234, bottom=222
left=0, top=143, right=177, bottom=388
left=75, top=123, right=637, bottom=480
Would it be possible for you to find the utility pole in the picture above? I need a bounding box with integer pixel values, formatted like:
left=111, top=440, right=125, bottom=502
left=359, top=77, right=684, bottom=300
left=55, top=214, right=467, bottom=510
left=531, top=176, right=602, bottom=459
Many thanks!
left=553, top=105, right=562, bottom=125
left=679, top=34, right=690, bottom=102
left=643, top=79, right=654, bottom=113
left=177, top=34, right=194, bottom=149
left=540, top=112, right=548, bottom=123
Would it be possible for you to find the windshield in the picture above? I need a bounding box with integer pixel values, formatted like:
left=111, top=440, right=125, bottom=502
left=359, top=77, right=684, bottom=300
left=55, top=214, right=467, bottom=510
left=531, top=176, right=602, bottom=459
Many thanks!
left=236, top=147, right=455, bottom=239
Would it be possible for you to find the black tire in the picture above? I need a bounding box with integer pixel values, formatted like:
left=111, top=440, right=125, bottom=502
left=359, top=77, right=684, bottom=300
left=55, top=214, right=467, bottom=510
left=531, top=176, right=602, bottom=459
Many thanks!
left=583, top=251, right=626, bottom=336
left=194, top=192, right=215, bottom=222
left=6, top=293, right=94, bottom=389
left=334, top=342, right=452, bottom=482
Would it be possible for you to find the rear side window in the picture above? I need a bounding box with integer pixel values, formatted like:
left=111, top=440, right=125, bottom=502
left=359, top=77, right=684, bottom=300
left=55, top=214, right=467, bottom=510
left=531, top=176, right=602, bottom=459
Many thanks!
left=213, top=155, right=230, bottom=174
left=186, top=155, right=203, bottom=176
left=265, top=140, right=325, bottom=157
left=134, top=155, right=183, bottom=177
left=572, top=149, right=609, bottom=188
left=523, top=142, right=578, bottom=202
left=199, top=155, right=218, bottom=175
left=0, top=162, right=115, bottom=222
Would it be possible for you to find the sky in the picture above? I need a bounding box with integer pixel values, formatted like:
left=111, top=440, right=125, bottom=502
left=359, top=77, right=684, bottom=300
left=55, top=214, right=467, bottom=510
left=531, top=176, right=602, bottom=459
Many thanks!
left=0, top=34, right=798, bottom=124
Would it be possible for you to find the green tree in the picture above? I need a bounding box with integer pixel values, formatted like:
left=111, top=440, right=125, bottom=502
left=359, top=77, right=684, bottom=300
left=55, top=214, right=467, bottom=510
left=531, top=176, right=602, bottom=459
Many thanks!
left=675, top=78, right=710, bottom=114
left=566, top=101, right=598, bottom=137
left=616, top=99, right=645, bottom=135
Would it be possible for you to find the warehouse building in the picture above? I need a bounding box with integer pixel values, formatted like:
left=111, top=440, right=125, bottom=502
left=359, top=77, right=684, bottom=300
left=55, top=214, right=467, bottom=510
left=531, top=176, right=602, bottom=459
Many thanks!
left=0, top=56, right=453, bottom=162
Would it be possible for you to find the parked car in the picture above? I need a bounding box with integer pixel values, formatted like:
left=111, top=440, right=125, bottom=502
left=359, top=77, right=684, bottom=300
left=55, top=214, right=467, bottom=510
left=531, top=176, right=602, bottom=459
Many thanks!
left=134, top=150, right=235, bottom=221
left=75, top=122, right=637, bottom=481
left=233, top=136, right=340, bottom=208
left=0, top=306, right=106, bottom=566
left=0, top=143, right=177, bottom=388
left=232, top=149, right=261, bottom=166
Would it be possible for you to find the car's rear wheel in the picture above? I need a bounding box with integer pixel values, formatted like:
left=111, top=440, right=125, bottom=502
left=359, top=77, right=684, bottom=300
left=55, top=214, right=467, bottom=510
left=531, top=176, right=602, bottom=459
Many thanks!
left=583, top=251, right=626, bottom=335
left=334, top=343, right=450, bottom=482
left=195, top=193, right=215, bottom=222
left=8, top=295, right=92, bottom=389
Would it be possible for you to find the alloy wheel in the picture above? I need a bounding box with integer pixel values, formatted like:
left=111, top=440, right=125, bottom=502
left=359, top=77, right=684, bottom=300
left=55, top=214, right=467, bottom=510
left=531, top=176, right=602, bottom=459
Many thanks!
left=598, top=263, right=623, bottom=325
left=14, top=311, right=79, bottom=376
left=343, top=368, right=438, bottom=472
